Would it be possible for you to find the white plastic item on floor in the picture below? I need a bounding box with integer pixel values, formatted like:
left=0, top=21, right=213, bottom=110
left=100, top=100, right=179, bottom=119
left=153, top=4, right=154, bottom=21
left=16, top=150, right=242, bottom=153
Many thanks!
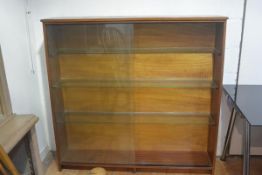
left=89, top=167, right=106, bottom=175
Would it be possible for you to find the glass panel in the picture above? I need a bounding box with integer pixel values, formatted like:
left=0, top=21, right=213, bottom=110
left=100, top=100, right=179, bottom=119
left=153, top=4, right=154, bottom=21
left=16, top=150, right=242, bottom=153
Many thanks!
left=60, top=122, right=135, bottom=164
left=63, top=87, right=132, bottom=112
left=62, top=87, right=211, bottom=113
left=134, top=123, right=209, bottom=166
left=46, top=22, right=216, bottom=167
left=58, top=121, right=210, bottom=166
left=58, top=53, right=213, bottom=81
left=50, top=23, right=216, bottom=54
left=134, top=23, right=216, bottom=48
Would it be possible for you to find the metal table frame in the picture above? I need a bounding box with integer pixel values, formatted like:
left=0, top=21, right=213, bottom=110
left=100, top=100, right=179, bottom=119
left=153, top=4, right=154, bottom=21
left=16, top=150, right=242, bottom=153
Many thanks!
left=221, top=85, right=252, bottom=175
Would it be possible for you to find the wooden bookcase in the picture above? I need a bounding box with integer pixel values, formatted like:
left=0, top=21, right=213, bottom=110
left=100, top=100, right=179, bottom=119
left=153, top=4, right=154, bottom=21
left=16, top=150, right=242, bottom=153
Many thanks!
left=42, top=17, right=227, bottom=174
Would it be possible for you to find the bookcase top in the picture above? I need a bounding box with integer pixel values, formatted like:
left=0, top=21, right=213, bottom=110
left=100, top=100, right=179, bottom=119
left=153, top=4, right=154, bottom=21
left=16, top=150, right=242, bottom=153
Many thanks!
left=41, top=16, right=228, bottom=24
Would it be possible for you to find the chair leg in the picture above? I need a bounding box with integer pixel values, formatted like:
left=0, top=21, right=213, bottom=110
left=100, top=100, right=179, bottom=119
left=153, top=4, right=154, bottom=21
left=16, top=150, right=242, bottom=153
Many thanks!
left=0, top=145, right=20, bottom=175
left=0, top=162, right=9, bottom=175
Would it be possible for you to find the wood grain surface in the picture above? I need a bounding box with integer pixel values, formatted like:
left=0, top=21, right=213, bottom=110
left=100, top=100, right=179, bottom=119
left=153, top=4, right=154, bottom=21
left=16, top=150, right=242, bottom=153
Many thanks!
left=59, top=53, right=212, bottom=80
left=43, top=18, right=226, bottom=173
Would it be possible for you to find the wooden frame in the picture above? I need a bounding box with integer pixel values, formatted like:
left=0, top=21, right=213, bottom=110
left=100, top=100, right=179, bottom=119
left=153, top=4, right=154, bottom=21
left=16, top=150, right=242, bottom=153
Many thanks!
left=42, top=17, right=227, bottom=174
left=0, top=46, right=12, bottom=125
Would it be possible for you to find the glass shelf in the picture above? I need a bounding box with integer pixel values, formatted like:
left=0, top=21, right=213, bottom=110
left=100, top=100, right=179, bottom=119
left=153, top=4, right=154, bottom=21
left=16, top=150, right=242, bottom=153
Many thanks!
left=52, top=79, right=216, bottom=88
left=57, top=47, right=218, bottom=54
left=56, top=111, right=215, bottom=125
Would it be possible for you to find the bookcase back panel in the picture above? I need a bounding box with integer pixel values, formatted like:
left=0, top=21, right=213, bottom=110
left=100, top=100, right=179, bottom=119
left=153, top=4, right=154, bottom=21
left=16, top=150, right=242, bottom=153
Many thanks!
left=62, top=87, right=211, bottom=113
left=134, top=23, right=216, bottom=48
left=63, top=114, right=210, bottom=125
left=59, top=53, right=213, bottom=80
left=64, top=122, right=208, bottom=152
left=65, top=123, right=134, bottom=151
left=63, top=87, right=132, bottom=112
left=134, top=88, right=211, bottom=112
left=134, top=123, right=208, bottom=151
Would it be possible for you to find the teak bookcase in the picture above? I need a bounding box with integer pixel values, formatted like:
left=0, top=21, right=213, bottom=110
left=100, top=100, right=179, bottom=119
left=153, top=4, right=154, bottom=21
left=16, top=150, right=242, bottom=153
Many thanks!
left=42, top=17, right=227, bottom=174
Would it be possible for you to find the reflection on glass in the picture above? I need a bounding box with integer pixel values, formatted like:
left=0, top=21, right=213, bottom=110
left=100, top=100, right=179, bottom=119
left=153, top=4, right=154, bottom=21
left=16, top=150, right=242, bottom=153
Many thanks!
left=47, top=22, right=216, bottom=167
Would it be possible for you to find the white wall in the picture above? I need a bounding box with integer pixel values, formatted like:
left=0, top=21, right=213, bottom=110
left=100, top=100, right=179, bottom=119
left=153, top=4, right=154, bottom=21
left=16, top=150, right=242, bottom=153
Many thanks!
left=28, top=0, right=245, bottom=157
left=1, top=0, right=247, bottom=159
left=0, top=0, right=48, bottom=159
left=239, top=0, right=262, bottom=84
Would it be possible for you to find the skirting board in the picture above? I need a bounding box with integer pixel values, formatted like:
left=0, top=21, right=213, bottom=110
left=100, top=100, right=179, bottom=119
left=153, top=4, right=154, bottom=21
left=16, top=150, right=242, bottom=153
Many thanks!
left=40, top=146, right=49, bottom=161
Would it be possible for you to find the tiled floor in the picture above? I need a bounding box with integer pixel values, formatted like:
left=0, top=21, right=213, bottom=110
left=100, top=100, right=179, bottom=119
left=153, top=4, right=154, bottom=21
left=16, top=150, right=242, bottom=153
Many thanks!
left=45, top=156, right=262, bottom=175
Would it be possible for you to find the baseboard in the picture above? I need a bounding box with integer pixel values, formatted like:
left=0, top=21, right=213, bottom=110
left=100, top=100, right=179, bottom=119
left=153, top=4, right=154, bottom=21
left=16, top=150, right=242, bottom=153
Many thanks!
left=41, top=148, right=55, bottom=173
left=40, top=146, right=49, bottom=161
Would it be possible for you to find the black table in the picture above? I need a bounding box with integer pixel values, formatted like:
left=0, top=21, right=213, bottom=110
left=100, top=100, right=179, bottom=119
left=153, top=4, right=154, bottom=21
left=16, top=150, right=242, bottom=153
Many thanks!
left=221, top=85, right=262, bottom=175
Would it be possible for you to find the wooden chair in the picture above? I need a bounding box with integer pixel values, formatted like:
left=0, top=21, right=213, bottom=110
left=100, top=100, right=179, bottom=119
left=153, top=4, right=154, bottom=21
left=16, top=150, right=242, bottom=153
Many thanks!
left=0, top=144, right=19, bottom=175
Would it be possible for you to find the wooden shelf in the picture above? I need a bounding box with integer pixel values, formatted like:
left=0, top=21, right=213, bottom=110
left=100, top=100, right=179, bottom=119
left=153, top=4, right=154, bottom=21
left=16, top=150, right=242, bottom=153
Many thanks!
left=52, top=79, right=217, bottom=88
left=57, top=47, right=218, bottom=54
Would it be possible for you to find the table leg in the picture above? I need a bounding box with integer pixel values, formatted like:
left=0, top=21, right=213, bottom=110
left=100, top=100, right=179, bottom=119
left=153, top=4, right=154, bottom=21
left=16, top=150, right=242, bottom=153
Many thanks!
left=243, top=119, right=251, bottom=175
left=221, top=107, right=237, bottom=161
